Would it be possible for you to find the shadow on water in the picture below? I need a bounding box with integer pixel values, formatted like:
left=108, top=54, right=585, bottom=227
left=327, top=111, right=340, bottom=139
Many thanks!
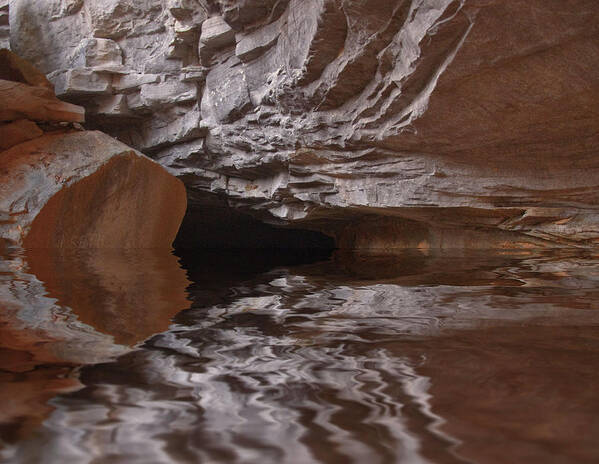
left=1, top=244, right=599, bottom=463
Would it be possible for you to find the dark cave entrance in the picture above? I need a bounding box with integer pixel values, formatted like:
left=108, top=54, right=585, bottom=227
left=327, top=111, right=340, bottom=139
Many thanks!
left=173, top=193, right=336, bottom=266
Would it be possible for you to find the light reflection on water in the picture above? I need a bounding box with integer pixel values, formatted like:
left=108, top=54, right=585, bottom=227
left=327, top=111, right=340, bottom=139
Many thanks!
left=1, top=247, right=598, bottom=463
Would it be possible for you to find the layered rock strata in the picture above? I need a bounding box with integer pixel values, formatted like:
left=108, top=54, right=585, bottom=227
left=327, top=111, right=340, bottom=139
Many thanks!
left=0, top=1, right=8, bottom=49
left=0, top=50, right=186, bottom=248
left=9, top=0, right=599, bottom=249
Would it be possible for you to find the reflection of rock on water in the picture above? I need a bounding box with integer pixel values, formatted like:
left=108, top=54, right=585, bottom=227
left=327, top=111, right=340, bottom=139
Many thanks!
left=25, top=249, right=191, bottom=347
left=3, top=250, right=598, bottom=463
left=0, top=246, right=191, bottom=447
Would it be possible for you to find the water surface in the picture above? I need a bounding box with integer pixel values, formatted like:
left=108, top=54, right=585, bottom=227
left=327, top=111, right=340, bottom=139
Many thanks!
left=1, top=247, right=598, bottom=463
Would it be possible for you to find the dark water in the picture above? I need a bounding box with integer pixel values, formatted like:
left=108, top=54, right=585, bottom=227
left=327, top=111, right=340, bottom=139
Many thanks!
left=1, top=246, right=599, bottom=464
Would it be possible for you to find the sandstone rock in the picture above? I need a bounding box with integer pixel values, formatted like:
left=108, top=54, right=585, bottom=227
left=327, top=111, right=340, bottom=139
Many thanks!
left=0, top=48, right=52, bottom=89
left=0, top=79, right=84, bottom=122
left=120, top=104, right=203, bottom=151
left=167, top=0, right=197, bottom=21
left=92, top=94, right=130, bottom=117
left=113, top=72, right=161, bottom=92
left=0, top=131, right=187, bottom=248
left=86, top=0, right=165, bottom=40
left=180, top=65, right=206, bottom=83
left=235, top=19, right=280, bottom=63
left=9, top=0, right=89, bottom=74
left=49, top=68, right=112, bottom=98
left=201, top=55, right=251, bottom=123
left=68, top=38, right=123, bottom=68
left=138, top=78, right=197, bottom=108
left=0, top=119, right=43, bottom=149
left=199, top=15, right=235, bottom=50
left=0, top=1, right=10, bottom=49
left=8, top=0, right=599, bottom=250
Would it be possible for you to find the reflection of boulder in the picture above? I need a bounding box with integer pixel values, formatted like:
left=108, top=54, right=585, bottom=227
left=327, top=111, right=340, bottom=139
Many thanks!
left=0, top=245, right=191, bottom=446
left=0, top=247, right=125, bottom=446
left=0, top=50, right=187, bottom=249
left=0, top=366, right=81, bottom=447
left=26, top=249, right=191, bottom=346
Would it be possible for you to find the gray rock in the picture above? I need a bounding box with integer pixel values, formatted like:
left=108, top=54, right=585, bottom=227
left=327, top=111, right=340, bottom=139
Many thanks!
left=68, top=38, right=123, bottom=68
left=120, top=104, right=203, bottom=152
left=49, top=68, right=112, bottom=97
left=180, top=65, right=206, bottom=83
left=139, top=78, right=197, bottom=108
left=0, top=1, right=9, bottom=49
left=93, top=94, right=130, bottom=117
left=199, top=15, right=235, bottom=50
left=235, top=19, right=280, bottom=63
left=113, top=72, right=161, bottom=92
left=201, top=55, right=251, bottom=123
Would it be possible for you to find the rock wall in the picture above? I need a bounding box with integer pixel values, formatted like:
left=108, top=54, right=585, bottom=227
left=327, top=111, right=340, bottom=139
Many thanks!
left=8, top=0, right=599, bottom=249
left=0, top=49, right=187, bottom=248
left=0, top=1, right=8, bottom=49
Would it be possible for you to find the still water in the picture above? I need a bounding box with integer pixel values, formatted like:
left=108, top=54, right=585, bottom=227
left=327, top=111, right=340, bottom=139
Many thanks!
left=0, top=245, right=598, bottom=464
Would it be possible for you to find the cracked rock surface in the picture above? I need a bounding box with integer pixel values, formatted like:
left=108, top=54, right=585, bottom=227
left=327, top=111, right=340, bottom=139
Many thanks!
left=9, top=0, right=599, bottom=249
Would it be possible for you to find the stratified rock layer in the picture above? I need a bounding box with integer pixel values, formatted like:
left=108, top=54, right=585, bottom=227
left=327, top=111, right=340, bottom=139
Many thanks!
left=9, top=0, right=599, bottom=249
left=0, top=49, right=187, bottom=249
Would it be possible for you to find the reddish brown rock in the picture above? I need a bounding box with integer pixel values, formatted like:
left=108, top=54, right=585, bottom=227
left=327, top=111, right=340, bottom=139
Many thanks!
left=0, top=49, right=186, bottom=249
left=0, top=79, right=85, bottom=123
left=0, top=119, right=43, bottom=150
left=0, top=48, right=53, bottom=89
left=0, top=131, right=187, bottom=248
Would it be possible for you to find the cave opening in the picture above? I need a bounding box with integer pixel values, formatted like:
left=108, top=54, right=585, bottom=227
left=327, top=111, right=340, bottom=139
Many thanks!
left=173, top=194, right=336, bottom=270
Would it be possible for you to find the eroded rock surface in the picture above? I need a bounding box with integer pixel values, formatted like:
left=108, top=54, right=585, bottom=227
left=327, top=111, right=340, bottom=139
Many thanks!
left=0, top=1, right=8, bottom=49
left=9, top=0, right=599, bottom=249
left=0, top=49, right=187, bottom=248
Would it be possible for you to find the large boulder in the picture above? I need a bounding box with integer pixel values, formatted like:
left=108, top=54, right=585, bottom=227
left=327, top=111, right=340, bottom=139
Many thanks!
left=0, top=131, right=187, bottom=248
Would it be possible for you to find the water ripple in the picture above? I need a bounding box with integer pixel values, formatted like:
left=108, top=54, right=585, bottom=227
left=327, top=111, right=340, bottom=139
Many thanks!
left=1, top=250, right=599, bottom=463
